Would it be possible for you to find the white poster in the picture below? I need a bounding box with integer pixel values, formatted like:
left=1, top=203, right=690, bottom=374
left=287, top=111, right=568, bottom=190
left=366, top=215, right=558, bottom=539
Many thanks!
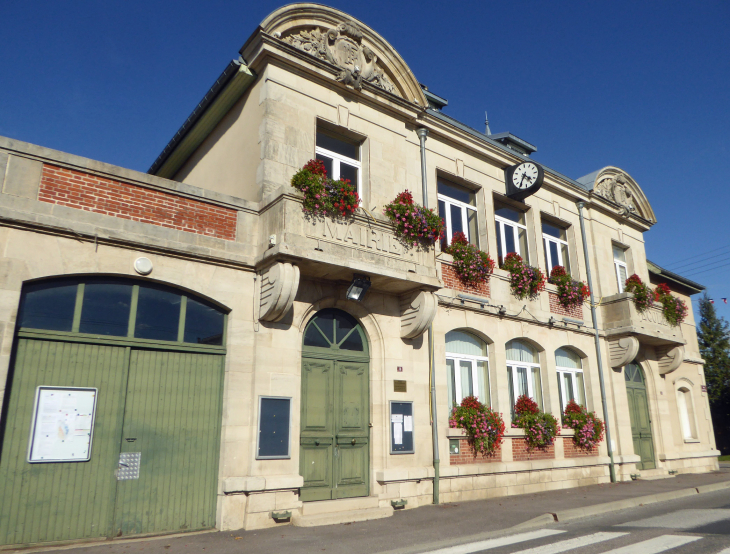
left=28, top=387, right=98, bottom=463
left=403, top=415, right=413, bottom=433
left=393, top=422, right=403, bottom=445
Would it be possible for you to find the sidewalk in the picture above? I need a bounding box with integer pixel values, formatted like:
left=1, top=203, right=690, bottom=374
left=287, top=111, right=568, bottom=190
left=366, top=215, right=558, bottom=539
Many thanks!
left=18, top=469, right=730, bottom=554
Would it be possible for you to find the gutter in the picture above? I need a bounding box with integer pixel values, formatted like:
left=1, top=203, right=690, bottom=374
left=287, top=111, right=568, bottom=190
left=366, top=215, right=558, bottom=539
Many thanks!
left=148, top=58, right=256, bottom=179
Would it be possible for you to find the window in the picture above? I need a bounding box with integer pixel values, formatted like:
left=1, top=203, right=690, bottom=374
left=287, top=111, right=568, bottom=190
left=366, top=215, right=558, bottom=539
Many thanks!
left=257, top=397, right=292, bottom=459
left=18, top=278, right=226, bottom=346
left=446, top=330, right=489, bottom=412
left=315, top=129, right=361, bottom=197
left=438, top=179, right=478, bottom=249
left=555, top=347, right=586, bottom=413
left=613, top=245, right=628, bottom=292
left=676, top=387, right=697, bottom=441
left=543, top=222, right=570, bottom=275
left=506, top=339, right=542, bottom=415
left=495, top=204, right=529, bottom=266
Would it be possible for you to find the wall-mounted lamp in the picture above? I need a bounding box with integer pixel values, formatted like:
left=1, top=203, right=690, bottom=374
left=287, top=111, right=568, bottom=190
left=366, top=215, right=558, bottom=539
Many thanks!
left=346, top=274, right=371, bottom=302
left=498, top=305, right=507, bottom=316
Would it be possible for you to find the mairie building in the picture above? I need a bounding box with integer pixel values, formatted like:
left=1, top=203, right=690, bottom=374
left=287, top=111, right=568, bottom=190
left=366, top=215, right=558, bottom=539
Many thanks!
left=0, top=3, right=717, bottom=547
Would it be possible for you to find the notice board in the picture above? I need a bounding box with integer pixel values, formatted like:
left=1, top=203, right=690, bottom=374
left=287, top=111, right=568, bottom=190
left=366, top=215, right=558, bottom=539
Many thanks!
left=28, top=386, right=98, bottom=462
left=390, top=401, right=414, bottom=454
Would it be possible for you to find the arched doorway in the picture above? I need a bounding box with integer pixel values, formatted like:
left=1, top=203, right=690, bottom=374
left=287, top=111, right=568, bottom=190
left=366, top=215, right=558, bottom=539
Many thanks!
left=624, top=362, right=655, bottom=470
left=0, top=277, right=227, bottom=546
left=300, top=309, right=369, bottom=501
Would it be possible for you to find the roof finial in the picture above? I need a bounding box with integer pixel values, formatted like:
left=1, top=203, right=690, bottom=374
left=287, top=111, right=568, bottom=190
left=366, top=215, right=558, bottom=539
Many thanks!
left=485, top=111, right=491, bottom=136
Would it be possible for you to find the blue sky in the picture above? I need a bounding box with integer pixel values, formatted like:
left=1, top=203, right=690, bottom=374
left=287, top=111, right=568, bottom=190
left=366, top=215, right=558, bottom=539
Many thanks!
left=2, top=1, right=729, bottom=319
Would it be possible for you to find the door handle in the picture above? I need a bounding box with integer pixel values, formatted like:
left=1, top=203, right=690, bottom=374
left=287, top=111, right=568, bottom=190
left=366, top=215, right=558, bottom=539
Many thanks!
left=351, top=439, right=356, bottom=445
left=315, top=440, right=320, bottom=446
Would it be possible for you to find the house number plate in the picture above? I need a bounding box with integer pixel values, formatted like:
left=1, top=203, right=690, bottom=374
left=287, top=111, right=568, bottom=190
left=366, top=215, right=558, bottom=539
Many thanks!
left=117, top=452, right=141, bottom=480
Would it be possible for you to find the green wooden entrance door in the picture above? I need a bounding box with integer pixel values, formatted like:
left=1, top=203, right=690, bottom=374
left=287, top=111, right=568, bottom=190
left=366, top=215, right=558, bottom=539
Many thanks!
left=625, top=363, right=656, bottom=470
left=300, top=309, right=369, bottom=502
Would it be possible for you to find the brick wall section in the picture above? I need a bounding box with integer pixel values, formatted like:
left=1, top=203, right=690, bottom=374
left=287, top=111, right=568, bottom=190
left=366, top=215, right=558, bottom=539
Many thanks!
left=563, top=437, right=599, bottom=458
left=38, top=164, right=238, bottom=240
left=449, top=437, right=501, bottom=465
left=548, top=292, right=584, bottom=319
left=441, top=263, right=491, bottom=297
left=512, top=437, right=555, bottom=461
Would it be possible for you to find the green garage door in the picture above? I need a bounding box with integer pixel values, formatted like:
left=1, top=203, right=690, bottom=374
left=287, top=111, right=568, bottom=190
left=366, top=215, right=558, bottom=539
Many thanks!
left=0, top=278, right=227, bottom=547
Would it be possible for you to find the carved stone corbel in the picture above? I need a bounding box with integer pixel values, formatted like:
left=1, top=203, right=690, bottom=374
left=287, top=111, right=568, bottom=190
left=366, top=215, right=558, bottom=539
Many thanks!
left=400, top=291, right=438, bottom=339
left=608, top=336, right=640, bottom=370
left=656, top=345, right=685, bottom=375
left=259, top=263, right=300, bottom=322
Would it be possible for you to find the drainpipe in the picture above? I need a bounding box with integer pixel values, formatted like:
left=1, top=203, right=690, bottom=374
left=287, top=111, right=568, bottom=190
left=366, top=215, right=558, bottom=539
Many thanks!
left=577, top=201, right=617, bottom=483
left=417, top=127, right=439, bottom=504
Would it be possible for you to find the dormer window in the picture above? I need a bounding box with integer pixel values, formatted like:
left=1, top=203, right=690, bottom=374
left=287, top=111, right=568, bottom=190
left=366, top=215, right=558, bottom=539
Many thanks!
left=315, top=130, right=361, bottom=197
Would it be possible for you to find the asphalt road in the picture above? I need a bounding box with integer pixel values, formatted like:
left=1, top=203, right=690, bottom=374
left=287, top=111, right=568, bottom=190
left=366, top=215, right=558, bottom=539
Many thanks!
left=411, top=489, right=730, bottom=554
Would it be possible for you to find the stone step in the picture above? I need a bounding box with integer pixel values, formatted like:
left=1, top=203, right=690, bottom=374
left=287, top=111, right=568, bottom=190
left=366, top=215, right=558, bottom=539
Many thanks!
left=292, top=506, right=393, bottom=527
left=300, top=495, right=380, bottom=516
left=637, top=469, right=676, bottom=480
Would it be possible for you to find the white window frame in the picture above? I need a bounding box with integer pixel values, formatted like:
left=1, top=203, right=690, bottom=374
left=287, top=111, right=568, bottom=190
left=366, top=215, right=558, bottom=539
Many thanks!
left=439, top=193, right=478, bottom=246
left=676, top=387, right=699, bottom=442
left=614, top=246, right=628, bottom=293
left=496, top=214, right=528, bottom=261
left=556, top=366, right=585, bottom=411
left=447, top=352, right=490, bottom=408
left=543, top=232, right=569, bottom=273
left=315, top=143, right=362, bottom=199
left=507, top=360, right=541, bottom=406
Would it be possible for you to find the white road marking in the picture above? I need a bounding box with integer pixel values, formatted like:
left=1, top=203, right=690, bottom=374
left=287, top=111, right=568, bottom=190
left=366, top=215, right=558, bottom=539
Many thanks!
left=599, top=534, right=701, bottom=554
left=509, top=532, right=628, bottom=554
left=420, top=530, right=565, bottom=554
left=616, top=509, right=730, bottom=529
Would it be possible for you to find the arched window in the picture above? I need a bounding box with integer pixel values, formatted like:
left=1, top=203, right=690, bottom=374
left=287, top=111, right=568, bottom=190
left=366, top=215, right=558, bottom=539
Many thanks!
left=446, top=330, right=489, bottom=411
left=302, top=308, right=366, bottom=352
left=506, top=339, right=542, bottom=412
left=18, top=277, right=226, bottom=345
left=676, top=387, right=697, bottom=441
left=555, top=347, right=586, bottom=412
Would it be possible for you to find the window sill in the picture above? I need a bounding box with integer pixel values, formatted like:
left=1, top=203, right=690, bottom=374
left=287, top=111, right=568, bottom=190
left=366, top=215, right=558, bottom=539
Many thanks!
left=683, top=438, right=701, bottom=444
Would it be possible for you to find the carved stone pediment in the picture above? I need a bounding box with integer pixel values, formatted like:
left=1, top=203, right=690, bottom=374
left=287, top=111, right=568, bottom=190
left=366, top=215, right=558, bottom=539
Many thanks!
left=259, top=262, right=300, bottom=322
left=656, top=345, right=685, bottom=375
left=400, top=291, right=438, bottom=339
left=594, top=173, right=636, bottom=218
left=608, top=336, right=640, bottom=370
left=282, top=22, right=399, bottom=96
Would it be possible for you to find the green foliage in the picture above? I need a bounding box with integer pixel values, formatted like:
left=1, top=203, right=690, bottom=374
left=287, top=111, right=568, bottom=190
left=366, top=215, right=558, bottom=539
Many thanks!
left=624, top=274, right=656, bottom=313
left=449, top=396, right=505, bottom=457
left=512, top=394, right=560, bottom=450
left=562, top=400, right=605, bottom=451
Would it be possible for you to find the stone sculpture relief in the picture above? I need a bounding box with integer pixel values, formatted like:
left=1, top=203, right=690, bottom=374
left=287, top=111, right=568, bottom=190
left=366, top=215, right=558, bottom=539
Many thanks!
left=282, top=21, right=399, bottom=95
left=656, top=345, right=685, bottom=375
left=608, top=336, right=640, bottom=370
left=259, top=262, right=300, bottom=322
left=400, top=291, right=438, bottom=339
left=594, top=173, right=637, bottom=218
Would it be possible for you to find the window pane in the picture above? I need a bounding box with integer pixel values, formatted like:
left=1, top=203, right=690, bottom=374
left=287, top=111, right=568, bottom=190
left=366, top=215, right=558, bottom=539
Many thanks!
left=549, top=241, right=560, bottom=271
left=303, top=323, right=329, bottom=348
left=555, top=347, right=582, bottom=369
left=495, top=206, right=524, bottom=224
left=339, top=329, right=364, bottom=351
left=542, top=223, right=563, bottom=240
left=312, top=311, right=335, bottom=343
left=506, top=340, right=538, bottom=363
left=316, top=131, right=359, bottom=160
left=543, top=239, right=551, bottom=271
left=439, top=200, right=447, bottom=249
left=531, top=367, right=543, bottom=409
left=518, top=226, right=529, bottom=262
left=447, top=359, right=456, bottom=412
left=20, top=280, right=78, bottom=332
left=445, top=330, right=488, bottom=357
left=339, top=163, right=358, bottom=190
left=79, top=281, right=132, bottom=336
left=315, top=153, right=333, bottom=178
left=477, top=360, right=489, bottom=406
left=460, top=360, right=473, bottom=398
left=258, top=397, right=291, bottom=458
left=563, top=372, right=574, bottom=403
left=450, top=204, right=464, bottom=238
left=617, top=264, right=628, bottom=292
left=467, top=209, right=479, bottom=248
left=504, top=223, right=516, bottom=255
left=575, top=372, right=585, bottom=407
left=438, top=180, right=475, bottom=205
left=613, top=245, right=627, bottom=263
left=134, top=286, right=182, bottom=341
left=516, top=367, right=528, bottom=397
left=560, top=242, right=571, bottom=274
left=496, top=221, right=504, bottom=264
left=557, top=373, right=564, bottom=413
left=184, top=296, right=225, bottom=345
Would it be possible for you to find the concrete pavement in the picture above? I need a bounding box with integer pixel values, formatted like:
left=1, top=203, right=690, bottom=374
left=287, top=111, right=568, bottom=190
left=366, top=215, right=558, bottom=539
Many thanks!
left=11, top=469, right=730, bottom=554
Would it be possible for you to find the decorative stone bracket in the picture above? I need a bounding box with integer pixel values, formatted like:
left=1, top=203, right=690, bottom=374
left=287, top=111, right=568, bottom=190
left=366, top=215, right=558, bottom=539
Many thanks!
left=608, top=336, right=640, bottom=370
left=656, top=345, right=685, bottom=375
left=259, top=262, right=300, bottom=322
left=400, top=291, right=437, bottom=339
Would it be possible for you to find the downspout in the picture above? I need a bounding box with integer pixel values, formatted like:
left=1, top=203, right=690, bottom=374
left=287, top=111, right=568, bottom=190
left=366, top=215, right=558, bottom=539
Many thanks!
left=417, top=127, right=439, bottom=504
left=577, top=201, right=617, bottom=483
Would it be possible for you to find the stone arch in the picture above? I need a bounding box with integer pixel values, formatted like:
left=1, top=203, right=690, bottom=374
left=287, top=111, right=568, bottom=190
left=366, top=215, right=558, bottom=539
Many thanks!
left=446, top=327, right=494, bottom=347
left=259, top=3, right=428, bottom=106
left=586, top=166, right=656, bottom=223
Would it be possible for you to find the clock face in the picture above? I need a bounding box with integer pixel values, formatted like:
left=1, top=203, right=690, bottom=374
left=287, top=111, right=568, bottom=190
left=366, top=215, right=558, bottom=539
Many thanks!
left=512, top=162, right=539, bottom=189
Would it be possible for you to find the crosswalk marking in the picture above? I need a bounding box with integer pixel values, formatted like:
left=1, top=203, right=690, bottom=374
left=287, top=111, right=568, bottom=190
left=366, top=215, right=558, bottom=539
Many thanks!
left=420, top=530, right=565, bottom=554
left=617, top=509, right=730, bottom=530
left=597, top=534, right=701, bottom=554
left=509, top=532, right=628, bottom=554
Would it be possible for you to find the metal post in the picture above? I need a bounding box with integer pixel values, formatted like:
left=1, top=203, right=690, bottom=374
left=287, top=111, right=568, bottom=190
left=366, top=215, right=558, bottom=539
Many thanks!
left=577, top=201, right=617, bottom=483
left=417, top=127, right=439, bottom=503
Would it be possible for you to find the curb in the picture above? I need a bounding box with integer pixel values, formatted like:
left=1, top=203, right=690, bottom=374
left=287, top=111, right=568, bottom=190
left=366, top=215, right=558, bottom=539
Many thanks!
left=551, top=479, right=730, bottom=523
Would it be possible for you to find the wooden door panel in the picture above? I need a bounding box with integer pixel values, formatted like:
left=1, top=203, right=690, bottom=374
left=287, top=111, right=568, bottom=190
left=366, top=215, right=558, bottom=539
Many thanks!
left=301, top=360, right=334, bottom=437
left=299, top=441, right=334, bottom=501
left=336, top=362, right=368, bottom=437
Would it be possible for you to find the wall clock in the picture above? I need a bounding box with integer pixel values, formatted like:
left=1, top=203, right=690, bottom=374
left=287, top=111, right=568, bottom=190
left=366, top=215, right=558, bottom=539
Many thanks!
left=505, top=161, right=544, bottom=201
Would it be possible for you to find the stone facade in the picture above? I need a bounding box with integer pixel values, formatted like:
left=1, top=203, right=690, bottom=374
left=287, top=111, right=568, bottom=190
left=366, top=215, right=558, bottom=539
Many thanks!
left=0, top=2, right=718, bottom=542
